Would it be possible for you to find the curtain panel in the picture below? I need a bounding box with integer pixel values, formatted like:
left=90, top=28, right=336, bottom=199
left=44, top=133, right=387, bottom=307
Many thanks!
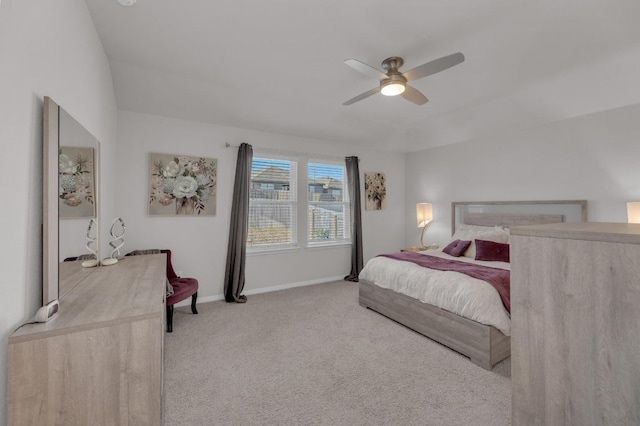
left=224, top=143, right=253, bottom=302
left=344, top=156, right=363, bottom=281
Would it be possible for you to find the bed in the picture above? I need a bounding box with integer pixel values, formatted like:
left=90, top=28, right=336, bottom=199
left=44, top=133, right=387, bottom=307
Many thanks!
left=358, top=200, right=588, bottom=370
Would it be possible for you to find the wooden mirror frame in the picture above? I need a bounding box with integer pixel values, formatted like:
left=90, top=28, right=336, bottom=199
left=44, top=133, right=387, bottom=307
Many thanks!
left=42, top=97, right=101, bottom=306
left=43, top=97, right=59, bottom=305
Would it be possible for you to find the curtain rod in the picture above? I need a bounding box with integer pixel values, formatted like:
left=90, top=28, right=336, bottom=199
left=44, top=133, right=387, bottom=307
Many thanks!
left=224, top=142, right=355, bottom=162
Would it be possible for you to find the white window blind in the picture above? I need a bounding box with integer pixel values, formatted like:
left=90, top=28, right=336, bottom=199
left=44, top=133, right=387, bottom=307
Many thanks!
left=248, top=157, right=297, bottom=248
left=307, top=161, right=350, bottom=245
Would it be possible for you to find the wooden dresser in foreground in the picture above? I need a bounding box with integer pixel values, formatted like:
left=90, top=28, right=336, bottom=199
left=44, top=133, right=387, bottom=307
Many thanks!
left=8, top=254, right=166, bottom=425
left=511, top=222, right=640, bottom=426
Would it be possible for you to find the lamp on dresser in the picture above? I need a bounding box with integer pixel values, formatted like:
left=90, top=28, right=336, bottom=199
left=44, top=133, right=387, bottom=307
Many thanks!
left=627, top=201, right=640, bottom=223
left=416, top=202, right=433, bottom=250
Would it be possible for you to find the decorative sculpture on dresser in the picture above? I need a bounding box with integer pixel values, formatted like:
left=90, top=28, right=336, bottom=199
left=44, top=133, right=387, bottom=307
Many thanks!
left=81, top=219, right=99, bottom=268
left=102, top=217, right=126, bottom=266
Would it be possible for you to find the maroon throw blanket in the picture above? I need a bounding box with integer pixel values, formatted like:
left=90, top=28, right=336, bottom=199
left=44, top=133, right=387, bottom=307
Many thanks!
left=379, top=252, right=511, bottom=313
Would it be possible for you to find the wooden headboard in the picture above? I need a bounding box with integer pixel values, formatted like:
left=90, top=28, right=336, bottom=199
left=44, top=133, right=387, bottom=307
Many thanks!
left=451, top=200, right=588, bottom=235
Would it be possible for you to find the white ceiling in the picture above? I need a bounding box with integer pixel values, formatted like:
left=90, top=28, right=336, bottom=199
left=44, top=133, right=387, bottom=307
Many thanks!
left=85, top=0, right=640, bottom=153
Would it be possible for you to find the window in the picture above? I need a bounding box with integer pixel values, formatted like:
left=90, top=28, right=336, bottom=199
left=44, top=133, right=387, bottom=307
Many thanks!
left=248, top=157, right=297, bottom=248
left=248, top=155, right=350, bottom=251
left=307, top=161, right=350, bottom=245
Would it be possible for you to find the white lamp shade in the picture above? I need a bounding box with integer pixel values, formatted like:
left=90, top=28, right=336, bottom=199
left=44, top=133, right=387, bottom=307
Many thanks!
left=381, top=82, right=406, bottom=96
left=627, top=202, right=640, bottom=223
left=416, top=203, right=433, bottom=228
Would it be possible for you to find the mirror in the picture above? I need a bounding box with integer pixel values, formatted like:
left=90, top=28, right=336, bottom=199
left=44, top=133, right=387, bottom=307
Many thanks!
left=43, top=97, right=100, bottom=305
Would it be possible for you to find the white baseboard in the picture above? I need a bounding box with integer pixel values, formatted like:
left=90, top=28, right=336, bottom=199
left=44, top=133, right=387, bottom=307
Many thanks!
left=173, top=275, right=346, bottom=307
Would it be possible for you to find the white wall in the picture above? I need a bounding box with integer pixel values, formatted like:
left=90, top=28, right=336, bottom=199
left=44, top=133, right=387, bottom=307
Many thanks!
left=0, top=0, right=118, bottom=423
left=117, top=111, right=406, bottom=301
left=404, top=103, right=640, bottom=247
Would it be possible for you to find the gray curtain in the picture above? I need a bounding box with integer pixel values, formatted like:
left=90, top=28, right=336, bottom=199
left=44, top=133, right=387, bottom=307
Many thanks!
left=224, top=143, right=253, bottom=303
left=344, top=156, right=363, bottom=282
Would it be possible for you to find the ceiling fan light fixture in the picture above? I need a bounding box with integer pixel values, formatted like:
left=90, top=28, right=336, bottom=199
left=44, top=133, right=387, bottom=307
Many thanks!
left=344, top=52, right=463, bottom=105
left=381, top=81, right=405, bottom=96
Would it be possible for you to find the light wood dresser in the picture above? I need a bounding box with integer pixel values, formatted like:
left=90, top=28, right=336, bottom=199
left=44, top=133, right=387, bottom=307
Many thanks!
left=511, top=222, right=640, bottom=426
left=8, top=254, right=166, bottom=425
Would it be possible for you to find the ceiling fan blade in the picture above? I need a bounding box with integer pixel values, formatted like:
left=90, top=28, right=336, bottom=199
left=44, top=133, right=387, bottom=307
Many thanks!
left=401, top=85, right=428, bottom=105
left=344, top=59, right=388, bottom=80
left=402, top=52, right=465, bottom=82
left=343, top=87, right=381, bottom=106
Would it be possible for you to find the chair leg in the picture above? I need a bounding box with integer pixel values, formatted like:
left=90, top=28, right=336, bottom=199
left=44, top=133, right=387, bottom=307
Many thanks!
left=166, top=304, right=173, bottom=333
left=191, top=292, right=198, bottom=314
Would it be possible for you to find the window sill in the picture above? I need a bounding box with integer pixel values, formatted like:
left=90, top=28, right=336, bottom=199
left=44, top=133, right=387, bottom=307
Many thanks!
left=247, top=246, right=299, bottom=256
left=306, top=241, right=352, bottom=250
left=246, top=241, right=351, bottom=255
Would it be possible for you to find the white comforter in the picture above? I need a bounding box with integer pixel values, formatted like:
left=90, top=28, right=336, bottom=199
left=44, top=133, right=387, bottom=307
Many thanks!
left=358, top=249, right=511, bottom=335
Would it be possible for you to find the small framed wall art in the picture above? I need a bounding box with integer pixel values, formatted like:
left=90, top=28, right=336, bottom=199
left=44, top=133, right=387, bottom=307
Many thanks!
left=364, top=172, right=386, bottom=211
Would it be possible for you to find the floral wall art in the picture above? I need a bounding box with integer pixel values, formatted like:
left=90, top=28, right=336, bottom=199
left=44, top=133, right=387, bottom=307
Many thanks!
left=364, top=172, right=386, bottom=211
left=148, top=153, right=217, bottom=216
left=59, top=146, right=96, bottom=219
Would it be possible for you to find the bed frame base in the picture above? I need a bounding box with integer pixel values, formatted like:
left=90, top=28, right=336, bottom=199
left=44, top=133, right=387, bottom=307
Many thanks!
left=359, top=279, right=510, bottom=370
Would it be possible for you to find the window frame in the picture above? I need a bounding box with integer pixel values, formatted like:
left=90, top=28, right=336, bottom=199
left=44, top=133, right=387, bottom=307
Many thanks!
left=247, top=152, right=352, bottom=253
left=247, top=154, right=298, bottom=252
left=306, top=159, right=351, bottom=248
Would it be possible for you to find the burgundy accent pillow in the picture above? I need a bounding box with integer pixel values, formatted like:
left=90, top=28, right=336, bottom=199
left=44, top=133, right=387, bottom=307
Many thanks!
left=442, top=239, right=472, bottom=257
left=475, top=239, right=510, bottom=262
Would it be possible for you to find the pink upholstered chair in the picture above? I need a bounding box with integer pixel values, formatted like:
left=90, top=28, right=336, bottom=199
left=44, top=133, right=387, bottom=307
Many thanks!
left=162, top=249, right=198, bottom=332
left=126, top=249, right=198, bottom=332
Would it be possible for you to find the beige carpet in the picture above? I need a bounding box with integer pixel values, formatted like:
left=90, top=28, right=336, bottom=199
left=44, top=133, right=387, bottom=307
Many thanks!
left=163, top=281, right=511, bottom=425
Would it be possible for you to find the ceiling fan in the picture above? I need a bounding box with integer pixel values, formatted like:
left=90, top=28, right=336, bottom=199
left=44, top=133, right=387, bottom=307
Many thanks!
left=342, top=52, right=464, bottom=106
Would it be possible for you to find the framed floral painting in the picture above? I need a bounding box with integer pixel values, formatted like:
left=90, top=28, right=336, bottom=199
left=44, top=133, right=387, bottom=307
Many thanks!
left=148, top=153, right=217, bottom=216
left=59, top=146, right=96, bottom=219
left=364, top=172, right=386, bottom=211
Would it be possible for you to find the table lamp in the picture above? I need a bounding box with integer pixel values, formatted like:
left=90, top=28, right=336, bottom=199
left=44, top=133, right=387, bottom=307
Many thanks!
left=627, top=202, right=640, bottom=223
left=416, top=203, right=433, bottom=249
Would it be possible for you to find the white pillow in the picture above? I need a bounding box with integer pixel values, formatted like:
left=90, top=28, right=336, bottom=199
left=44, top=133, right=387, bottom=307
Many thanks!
left=451, top=226, right=510, bottom=258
